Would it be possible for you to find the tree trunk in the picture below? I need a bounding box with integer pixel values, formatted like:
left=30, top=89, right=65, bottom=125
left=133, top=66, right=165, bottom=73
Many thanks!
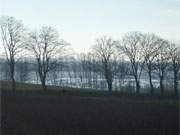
left=104, top=63, right=113, bottom=93
left=12, top=77, right=16, bottom=92
left=160, top=76, right=164, bottom=96
left=107, top=81, right=112, bottom=93
left=174, top=71, right=178, bottom=95
left=10, top=61, right=16, bottom=92
left=148, top=70, right=154, bottom=95
left=135, top=80, right=140, bottom=94
left=40, top=74, right=47, bottom=91
left=42, top=78, right=46, bottom=91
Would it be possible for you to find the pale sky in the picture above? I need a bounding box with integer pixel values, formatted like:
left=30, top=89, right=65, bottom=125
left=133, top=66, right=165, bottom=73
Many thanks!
left=0, top=0, right=180, bottom=52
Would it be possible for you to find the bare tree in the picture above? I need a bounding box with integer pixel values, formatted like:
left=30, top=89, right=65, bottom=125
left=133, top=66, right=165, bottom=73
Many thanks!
left=155, top=39, right=170, bottom=95
left=0, top=16, right=25, bottom=91
left=118, top=32, right=145, bottom=94
left=93, top=36, right=117, bottom=93
left=141, top=33, right=162, bottom=95
left=169, top=42, right=180, bottom=95
left=26, top=26, right=68, bottom=91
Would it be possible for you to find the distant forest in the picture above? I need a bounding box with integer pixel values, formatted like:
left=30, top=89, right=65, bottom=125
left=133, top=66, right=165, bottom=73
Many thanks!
left=0, top=16, right=179, bottom=95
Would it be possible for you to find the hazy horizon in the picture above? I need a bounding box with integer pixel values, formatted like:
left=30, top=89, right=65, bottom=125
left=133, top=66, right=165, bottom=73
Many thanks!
left=1, top=0, right=180, bottom=52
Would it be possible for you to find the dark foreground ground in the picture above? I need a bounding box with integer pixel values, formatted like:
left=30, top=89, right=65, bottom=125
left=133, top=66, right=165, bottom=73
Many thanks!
left=1, top=90, right=179, bottom=135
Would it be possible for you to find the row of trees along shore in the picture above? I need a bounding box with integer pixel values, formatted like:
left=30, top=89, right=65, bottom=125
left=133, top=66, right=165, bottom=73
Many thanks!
left=0, top=16, right=179, bottom=95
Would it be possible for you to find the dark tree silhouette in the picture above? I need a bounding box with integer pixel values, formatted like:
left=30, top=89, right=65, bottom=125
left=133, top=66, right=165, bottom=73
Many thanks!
left=118, top=32, right=145, bottom=94
left=93, top=36, right=118, bottom=93
left=0, top=16, right=25, bottom=91
left=155, top=39, right=170, bottom=95
left=27, top=26, right=68, bottom=91
left=141, top=33, right=163, bottom=95
left=169, top=43, right=180, bottom=95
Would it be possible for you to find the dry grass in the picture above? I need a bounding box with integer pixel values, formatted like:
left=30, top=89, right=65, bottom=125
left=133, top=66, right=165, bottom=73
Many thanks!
left=1, top=81, right=179, bottom=135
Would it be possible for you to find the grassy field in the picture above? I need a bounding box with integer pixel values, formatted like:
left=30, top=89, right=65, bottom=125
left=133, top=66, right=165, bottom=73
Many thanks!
left=1, top=81, right=180, bottom=135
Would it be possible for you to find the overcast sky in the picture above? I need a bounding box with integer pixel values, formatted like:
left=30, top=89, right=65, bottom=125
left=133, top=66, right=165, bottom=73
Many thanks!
left=1, top=0, right=180, bottom=52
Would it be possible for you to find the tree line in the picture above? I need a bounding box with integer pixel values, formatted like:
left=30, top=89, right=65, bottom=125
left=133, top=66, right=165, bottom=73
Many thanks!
left=0, top=16, right=179, bottom=95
